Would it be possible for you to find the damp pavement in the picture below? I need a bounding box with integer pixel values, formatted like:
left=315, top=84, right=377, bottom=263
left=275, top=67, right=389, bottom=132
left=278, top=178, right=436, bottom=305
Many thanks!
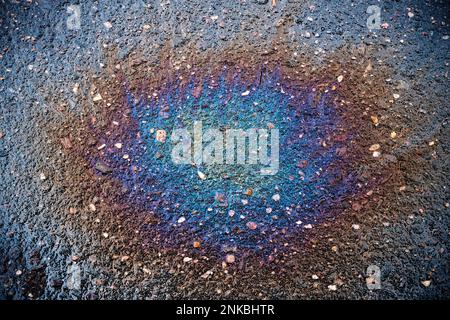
left=0, top=0, right=449, bottom=299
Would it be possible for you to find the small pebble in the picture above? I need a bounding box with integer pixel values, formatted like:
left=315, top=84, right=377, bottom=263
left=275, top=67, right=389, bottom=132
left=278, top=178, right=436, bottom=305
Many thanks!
left=156, top=130, right=167, bottom=143
left=421, top=280, right=431, bottom=287
left=197, top=171, right=206, bottom=180
left=93, top=93, right=103, bottom=102
left=103, top=21, right=113, bottom=29
left=225, top=254, right=235, bottom=264
left=95, top=161, right=111, bottom=174
left=193, top=241, right=201, bottom=248
left=371, top=115, right=379, bottom=125
left=328, top=284, right=337, bottom=291
left=246, top=221, right=257, bottom=230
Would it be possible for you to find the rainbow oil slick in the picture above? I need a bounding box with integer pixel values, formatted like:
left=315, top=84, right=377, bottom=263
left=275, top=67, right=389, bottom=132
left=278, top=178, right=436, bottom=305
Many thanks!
left=80, top=62, right=367, bottom=256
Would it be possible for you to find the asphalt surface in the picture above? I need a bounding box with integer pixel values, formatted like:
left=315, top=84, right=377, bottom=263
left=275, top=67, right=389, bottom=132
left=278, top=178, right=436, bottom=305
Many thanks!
left=0, top=0, right=449, bottom=299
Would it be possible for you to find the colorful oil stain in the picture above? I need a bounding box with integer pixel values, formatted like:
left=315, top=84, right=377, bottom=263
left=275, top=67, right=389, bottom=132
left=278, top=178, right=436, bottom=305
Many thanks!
left=84, top=64, right=363, bottom=254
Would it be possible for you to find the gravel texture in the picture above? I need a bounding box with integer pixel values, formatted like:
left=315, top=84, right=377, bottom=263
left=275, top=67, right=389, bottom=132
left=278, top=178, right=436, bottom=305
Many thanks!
left=0, top=0, right=449, bottom=299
